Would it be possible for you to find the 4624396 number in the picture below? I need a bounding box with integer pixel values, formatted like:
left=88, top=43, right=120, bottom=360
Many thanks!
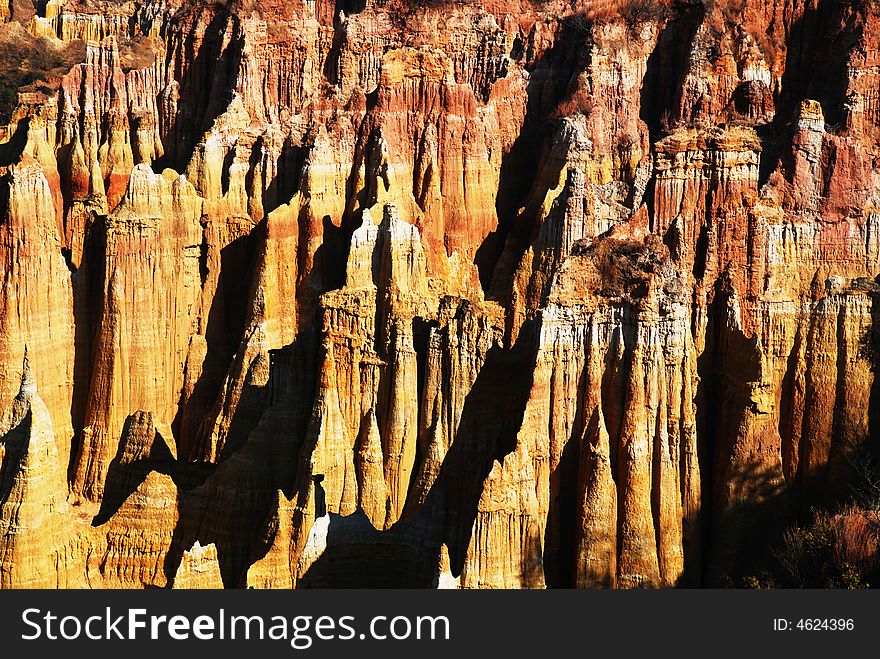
left=774, top=618, right=855, bottom=631
left=797, top=619, right=854, bottom=631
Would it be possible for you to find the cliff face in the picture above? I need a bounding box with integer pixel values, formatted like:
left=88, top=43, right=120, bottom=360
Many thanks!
left=0, top=0, right=879, bottom=589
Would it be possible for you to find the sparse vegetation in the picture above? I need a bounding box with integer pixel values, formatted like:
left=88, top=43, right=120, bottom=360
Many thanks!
left=770, top=508, right=877, bottom=588
left=549, top=86, right=593, bottom=119
left=580, top=233, right=667, bottom=298
left=0, top=28, right=86, bottom=122
left=742, top=453, right=880, bottom=588
left=859, top=322, right=880, bottom=370
left=619, top=0, right=670, bottom=26
left=564, top=0, right=671, bottom=34
left=117, top=35, right=160, bottom=72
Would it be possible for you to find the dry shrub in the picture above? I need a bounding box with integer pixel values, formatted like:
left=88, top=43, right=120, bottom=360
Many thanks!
left=549, top=86, right=593, bottom=119
left=574, top=0, right=669, bottom=24
left=580, top=0, right=621, bottom=22
left=585, top=233, right=666, bottom=299
left=832, top=508, right=880, bottom=575
left=619, top=0, right=669, bottom=25
left=0, top=28, right=86, bottom=121
left=771, top=507, right=880, bottom=588
left=118, top=36, right=160, bottom=72
left=859, top=323, right=880, bottom=369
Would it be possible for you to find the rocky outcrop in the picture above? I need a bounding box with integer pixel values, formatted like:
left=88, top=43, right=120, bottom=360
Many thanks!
left=72, top=164, right=202, bottom=503
left=0, top=354, right=80, bottom=588
left=87, top=469, right=179, bottom=588
left=172, top=541, right=224, bottom=589
left=0, top=0, right=879, bottom=590
left=0, top=158, right=76, bottom=465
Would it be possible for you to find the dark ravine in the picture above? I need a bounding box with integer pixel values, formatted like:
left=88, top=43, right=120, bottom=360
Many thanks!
left=0, top=0, right=879, bottom=589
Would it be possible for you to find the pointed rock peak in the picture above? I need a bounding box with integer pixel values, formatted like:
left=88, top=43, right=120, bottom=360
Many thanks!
left=810, top=265, right=829, bottom=299
left=424, top=419, right=446, bottom=462
left=435, top=543, right=460, bottom=589
left=19, top=346, right=36, bottom=398
left=593, top=405, right=612, bottom=459
left=116, top=410, right=178, bottom=465
left=185, top=540, right=211, bottom=558
left=375, top=203, right=426, bottom=295
left=348, top=207, right=380, bottom=251
left=0, top=348, right=61, bottom=502
left=0, top=346, right=51, bottom=444
left=221, top=93, right=250, bottom=126
left=356, top=409, right=383, bottom=461
left=110, top=470, right=179, bottom=518
left=345, top=208, right=382, bottom=289
left=172, top=541, right=223, bottom=589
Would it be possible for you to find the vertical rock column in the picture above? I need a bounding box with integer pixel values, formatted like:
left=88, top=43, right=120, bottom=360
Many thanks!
left=72, top=166, right=203, bottom=503
left=0, top=158, right=75, bottom=464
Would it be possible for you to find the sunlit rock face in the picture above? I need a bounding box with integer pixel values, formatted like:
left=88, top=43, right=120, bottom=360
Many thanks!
left=0, top=0, right=879, bottom=589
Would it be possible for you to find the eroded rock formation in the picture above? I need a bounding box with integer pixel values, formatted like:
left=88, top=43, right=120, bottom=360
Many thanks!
left=0, top=0, right=879, bottom=589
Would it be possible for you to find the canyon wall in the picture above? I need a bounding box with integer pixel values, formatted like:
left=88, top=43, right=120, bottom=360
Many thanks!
left=0, top=0, right=879, bottom=588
